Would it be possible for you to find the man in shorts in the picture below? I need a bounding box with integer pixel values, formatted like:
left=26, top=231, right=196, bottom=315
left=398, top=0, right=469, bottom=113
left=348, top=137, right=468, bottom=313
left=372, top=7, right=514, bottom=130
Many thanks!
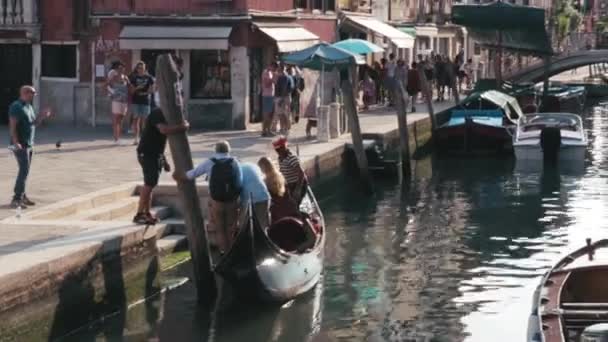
left=261, top=62, right=278, bottom=137
left=274, top=64, right=293, bottom=136
left=133, top=108, right=189, bottom=225
left=129, top=61, right=155, bottom=145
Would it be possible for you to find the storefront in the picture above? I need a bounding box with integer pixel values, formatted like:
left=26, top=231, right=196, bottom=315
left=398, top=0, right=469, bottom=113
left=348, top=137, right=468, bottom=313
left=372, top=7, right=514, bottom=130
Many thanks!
left=91, top=17, right=334, bottom=130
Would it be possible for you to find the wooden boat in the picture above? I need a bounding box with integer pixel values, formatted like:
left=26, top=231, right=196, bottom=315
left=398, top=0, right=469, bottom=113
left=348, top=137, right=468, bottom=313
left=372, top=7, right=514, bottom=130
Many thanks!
left=212, top=187, right=325, bottom=303
left=529, top=239, right=608, bottom=342
left=436, top=90, right=523, bottom=154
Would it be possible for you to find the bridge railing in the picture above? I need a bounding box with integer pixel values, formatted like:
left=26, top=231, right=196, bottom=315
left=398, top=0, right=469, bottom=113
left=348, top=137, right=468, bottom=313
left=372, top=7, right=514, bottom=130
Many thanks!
left=504, top=32, right=598, bottom=80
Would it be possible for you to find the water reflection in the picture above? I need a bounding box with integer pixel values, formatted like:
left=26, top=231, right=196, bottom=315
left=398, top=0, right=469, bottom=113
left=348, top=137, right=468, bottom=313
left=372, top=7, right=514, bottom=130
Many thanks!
left=60, top=103, right=608, bottom=342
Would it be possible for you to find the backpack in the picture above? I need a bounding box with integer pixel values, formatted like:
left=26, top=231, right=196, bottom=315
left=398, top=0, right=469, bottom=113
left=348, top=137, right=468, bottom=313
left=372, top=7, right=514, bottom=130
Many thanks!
left=276, top=75, right=293, bottom=97
left=209, top=158, right=240, bottom=202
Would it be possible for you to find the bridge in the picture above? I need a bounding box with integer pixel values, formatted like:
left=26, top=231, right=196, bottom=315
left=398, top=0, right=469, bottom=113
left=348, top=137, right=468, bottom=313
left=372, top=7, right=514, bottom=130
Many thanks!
left=507, top=50, right=608, bottom=83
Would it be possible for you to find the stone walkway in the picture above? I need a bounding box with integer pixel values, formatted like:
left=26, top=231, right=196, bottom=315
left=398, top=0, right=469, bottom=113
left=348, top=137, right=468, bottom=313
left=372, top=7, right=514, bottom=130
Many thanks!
left=0, top=101, right=453, bottom=252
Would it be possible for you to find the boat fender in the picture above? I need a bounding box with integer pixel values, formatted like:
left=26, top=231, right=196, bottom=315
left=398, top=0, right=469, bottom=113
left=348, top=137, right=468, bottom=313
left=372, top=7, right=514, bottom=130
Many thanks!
left=540, top=127, right=561, bottom=162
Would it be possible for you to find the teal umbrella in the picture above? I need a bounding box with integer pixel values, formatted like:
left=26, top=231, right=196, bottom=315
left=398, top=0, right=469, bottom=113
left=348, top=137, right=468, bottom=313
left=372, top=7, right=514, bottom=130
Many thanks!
left=332, top=39, right=384, bottom=55
left=282, top=43, right=363, bottom=111
left=281, top=42, right=364, bottom=71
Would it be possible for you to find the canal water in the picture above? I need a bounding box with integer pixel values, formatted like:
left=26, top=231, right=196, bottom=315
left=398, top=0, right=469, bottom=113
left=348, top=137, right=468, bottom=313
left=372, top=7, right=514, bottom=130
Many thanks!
left=63, top=101, right=608, bottom=342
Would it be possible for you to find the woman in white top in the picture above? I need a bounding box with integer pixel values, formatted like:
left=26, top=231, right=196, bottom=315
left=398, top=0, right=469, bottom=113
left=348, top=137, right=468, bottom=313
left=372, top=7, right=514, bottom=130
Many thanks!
left=107, top=60, right=130, bottom=144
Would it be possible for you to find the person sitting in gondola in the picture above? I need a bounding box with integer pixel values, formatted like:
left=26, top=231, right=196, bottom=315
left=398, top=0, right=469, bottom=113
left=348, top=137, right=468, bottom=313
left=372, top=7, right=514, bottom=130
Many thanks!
left=258, top=157, right=298, bottom=224
left=258, top=156, right=316, bottom=252
left=173, top=141, right=242, bottom=253
left=272, top=137, right=307, bottom=206
left=239, top=162, right=271, bottom=229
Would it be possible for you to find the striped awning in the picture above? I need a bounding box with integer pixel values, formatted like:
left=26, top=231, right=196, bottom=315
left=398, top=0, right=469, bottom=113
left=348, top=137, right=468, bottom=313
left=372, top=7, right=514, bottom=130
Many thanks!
left=343, top=15, right=415, bottom=49
left=119, top=26, right=231, bottom=50
left=254, top=24, right=320, bottom=52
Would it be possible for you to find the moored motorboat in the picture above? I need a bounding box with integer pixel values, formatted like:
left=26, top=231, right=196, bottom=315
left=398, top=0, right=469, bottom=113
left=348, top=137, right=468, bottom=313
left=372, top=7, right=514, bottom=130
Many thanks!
left=436, top=90, right=523, bottom=154
left=529, top=239, right=608, bottom=342
left=213, top=187, right=325, bottom=303
left=513, top=113, right=587, bottom=162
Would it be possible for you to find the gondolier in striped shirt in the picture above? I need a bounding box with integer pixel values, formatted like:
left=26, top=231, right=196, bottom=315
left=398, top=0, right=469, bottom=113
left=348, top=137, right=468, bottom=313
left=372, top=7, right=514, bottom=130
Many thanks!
left=272, top=136, right=307, bottom=205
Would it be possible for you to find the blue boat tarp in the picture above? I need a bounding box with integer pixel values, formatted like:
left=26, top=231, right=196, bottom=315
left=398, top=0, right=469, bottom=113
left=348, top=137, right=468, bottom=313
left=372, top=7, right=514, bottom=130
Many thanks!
left=445, top=116, right=504, bottom=128
left=441, top=90, right=523, bottom=128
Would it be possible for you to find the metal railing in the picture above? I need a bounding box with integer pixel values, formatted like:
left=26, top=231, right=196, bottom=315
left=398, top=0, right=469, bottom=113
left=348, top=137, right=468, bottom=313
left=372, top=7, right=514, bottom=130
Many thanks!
left=1, top=0, right=36, bottom=26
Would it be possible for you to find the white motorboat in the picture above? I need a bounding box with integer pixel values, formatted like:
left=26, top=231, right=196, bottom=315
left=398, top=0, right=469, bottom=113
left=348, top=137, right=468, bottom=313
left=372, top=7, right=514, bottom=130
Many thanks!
left=513, top=113, right=587, bottom=161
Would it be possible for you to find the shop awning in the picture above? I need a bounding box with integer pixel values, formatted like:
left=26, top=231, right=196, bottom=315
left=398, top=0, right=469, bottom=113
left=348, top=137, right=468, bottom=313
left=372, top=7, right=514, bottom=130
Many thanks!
left=119, top=26, right=231, bottom=50
left=452, top=2, right=552, bottom=55
left=398, top=27, right=417, bottom=38
left=343, top=15, right=415, bottom=49
left=256, top=25, right=320, bottom=52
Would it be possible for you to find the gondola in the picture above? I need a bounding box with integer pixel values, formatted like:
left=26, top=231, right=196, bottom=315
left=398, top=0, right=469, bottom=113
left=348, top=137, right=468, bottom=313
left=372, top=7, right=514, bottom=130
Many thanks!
left=528, top=239, right=608, bottom=342
left=212, top=187, right=325, bottom=303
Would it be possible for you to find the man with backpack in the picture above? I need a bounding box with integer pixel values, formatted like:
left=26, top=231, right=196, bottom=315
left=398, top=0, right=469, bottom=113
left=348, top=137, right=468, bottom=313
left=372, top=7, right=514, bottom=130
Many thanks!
left=274, top=64, right=294, bottom=136
left=174, top=140, right=242, bottom=252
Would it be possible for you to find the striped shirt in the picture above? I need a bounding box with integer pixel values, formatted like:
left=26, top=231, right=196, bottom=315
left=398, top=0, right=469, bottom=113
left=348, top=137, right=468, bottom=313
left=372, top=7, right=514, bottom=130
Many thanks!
left=279, top=153, right=303, bottom=185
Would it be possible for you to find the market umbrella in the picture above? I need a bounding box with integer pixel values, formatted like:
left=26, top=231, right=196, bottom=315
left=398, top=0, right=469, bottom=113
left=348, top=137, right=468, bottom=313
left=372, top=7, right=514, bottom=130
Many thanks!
left=282, top=43, right=364, bottom=112
left=282, top=42, right=365, bottom=71
left=332, top=39, right=384, bottom=55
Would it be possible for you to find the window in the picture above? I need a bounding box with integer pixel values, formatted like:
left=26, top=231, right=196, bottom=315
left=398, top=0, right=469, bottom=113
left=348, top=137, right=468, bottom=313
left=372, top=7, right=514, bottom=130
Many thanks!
left=295, top=0, right=307, bottom=8
left=190, top=50, right=231, bottom=99
left=474, top=43, right=481, bottom=56
left=42, top=44, right=77, bottom=79
left=313, top=0, right=322, bottom=10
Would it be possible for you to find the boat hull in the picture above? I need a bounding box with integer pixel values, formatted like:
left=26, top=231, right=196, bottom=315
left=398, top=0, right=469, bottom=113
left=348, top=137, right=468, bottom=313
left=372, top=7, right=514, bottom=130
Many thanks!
left=213, top=189, right=326, bottom=303
left=437, top=122, right=514, bottom=153
left=513, top=144, right=586, bottom=161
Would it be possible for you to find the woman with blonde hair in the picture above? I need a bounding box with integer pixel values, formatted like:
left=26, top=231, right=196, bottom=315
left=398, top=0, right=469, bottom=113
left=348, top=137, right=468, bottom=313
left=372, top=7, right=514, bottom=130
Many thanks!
left=258, top=157, right=298, bottom=223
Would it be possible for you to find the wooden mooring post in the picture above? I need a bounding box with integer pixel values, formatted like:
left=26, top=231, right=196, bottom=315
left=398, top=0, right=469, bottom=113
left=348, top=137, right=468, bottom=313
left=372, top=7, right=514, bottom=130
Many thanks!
left=418, top=65, right=437, bottom=135
left=156, top=54, right=216, bottom=304
left=340, top=68, right=373, bottom=194
left=393, top=80, right=411, bottom=179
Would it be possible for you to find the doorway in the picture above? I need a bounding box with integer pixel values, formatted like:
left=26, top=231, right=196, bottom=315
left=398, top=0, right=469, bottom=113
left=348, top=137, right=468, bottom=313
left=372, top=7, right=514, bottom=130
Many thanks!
left=0, top=44, right=32, bottom=124
left=249, top=48, right=263, bottom=123
left=141, top=49, right=175, bottom=77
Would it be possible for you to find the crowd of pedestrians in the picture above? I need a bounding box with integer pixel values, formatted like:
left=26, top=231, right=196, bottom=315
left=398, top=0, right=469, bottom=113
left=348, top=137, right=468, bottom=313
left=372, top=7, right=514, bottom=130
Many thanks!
left=357, top=49, right=476, bottom=113
left=261, top=62, right=305, bottom=138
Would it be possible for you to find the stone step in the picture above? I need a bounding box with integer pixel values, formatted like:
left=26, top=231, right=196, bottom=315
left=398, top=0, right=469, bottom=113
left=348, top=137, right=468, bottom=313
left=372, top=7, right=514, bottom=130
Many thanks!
left=68, top=197, right=140, bottom=222
left=25, top=183, right=137, bottom=220
left=156, top=234, right=188, bottom=255
left=113, top=205, right=174, bottom=228
left=161, top=218, right=186, bottom=235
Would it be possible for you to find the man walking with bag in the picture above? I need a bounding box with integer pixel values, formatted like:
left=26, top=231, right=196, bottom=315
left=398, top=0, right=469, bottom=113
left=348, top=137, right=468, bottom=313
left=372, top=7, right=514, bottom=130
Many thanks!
left=8, top=86, right=52, bottom=209
left=173, top=141, right=242, bottom=253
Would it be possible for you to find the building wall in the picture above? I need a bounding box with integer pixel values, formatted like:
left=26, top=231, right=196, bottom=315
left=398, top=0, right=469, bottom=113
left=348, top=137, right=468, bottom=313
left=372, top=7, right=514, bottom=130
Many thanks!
left=91, top=0, right=248, bottom=15
left=298, top=17, right=337, bottom=42
left=247, top=0, right=294, bottom=12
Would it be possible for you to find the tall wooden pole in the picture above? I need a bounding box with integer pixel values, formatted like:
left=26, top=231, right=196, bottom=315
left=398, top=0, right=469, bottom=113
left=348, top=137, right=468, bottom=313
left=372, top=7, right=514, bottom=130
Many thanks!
left=156, top=54, right=216, bottom=304
left=418, top=64, right=436, bottom=134
left=340, top=68, right=373, bottom=194
left=449, top=60, right=460, bottom=105
left=393, top=80, right=411, bottom=178
left=496, top=31, right=503, bottom=86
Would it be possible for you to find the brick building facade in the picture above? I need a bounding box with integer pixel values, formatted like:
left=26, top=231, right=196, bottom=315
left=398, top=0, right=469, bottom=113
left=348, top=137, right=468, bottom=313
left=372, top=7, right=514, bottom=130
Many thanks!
left=0, top=0, right=337, bottom=129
